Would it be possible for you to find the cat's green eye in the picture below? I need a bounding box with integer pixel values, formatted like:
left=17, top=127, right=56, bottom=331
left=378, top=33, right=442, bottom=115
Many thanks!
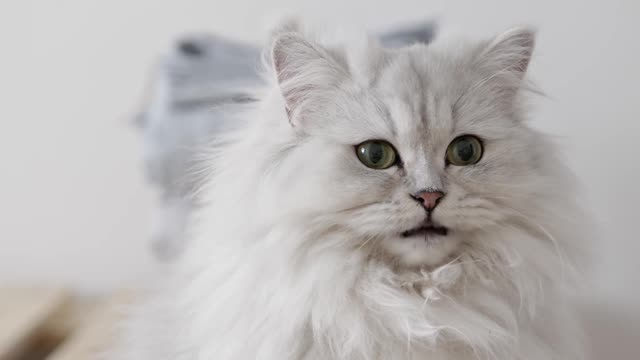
left=446, top=135, right=483, bottom=166
left=356, top=140, right=397, bottom=169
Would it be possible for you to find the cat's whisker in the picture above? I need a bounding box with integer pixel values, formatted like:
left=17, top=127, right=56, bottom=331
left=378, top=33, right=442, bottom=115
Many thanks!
left=498, top=204, right=570, bottom=281
left=457, top=177, right=536, bottom=188
left=480, top=194, right=581, bottom=222
left=357, top=234, right=378, bottom=252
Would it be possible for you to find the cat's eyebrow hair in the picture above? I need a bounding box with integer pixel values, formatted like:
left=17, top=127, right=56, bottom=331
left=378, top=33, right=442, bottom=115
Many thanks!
left=408, top=55, right=429, bottom=129
left=366, top=86, right=397, bottom=136
left=451, top=91, right=467, bottom=123
left=374, top=99, right=397, bottom=136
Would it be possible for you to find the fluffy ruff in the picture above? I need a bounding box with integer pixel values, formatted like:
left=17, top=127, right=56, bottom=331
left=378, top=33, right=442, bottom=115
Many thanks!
left=111, top=26, right=587, bottom=360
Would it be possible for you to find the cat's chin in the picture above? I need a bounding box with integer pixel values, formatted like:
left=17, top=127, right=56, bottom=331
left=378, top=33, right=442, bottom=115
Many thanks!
left=381, top=229, right=462, bottom=268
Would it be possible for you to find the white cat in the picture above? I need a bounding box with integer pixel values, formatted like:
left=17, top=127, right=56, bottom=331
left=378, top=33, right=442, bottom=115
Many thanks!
left=112, top=24, right=588, bottom=359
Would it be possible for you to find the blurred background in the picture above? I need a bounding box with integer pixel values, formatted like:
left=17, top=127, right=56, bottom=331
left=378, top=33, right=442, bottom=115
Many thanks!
left=0, top=0, right=638, bottom=358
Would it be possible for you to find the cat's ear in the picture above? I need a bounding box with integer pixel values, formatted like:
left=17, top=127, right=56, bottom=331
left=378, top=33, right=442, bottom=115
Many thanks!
left=271, top=33, right=346, bottom=127
left=479, top=27, right=536, bottom=79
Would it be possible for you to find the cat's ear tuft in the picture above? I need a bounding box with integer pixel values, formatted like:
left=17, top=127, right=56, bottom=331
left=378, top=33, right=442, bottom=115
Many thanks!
left=271, top=33, right=345, bottom=127
left=480, top=27, right=536, bottom=80
left=471, top=27, right=537, bottom=106
left=268, top=17, right=302, bottom=41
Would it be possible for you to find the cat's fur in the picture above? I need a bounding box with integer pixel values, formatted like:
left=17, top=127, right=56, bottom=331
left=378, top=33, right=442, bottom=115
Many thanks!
left=112, top=25, right=587, bottom=360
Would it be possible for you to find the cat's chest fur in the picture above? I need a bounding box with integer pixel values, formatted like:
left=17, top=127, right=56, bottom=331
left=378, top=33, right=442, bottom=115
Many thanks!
left=176, top=246, right=567, bottom=360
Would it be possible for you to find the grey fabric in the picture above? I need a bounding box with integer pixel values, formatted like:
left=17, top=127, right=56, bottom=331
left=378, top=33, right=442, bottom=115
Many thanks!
left=136, top=22, right=437, bottom=260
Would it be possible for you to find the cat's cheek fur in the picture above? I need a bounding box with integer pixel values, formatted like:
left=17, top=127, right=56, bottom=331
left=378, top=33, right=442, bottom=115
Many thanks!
left=257, top=138, right=397, bottom=219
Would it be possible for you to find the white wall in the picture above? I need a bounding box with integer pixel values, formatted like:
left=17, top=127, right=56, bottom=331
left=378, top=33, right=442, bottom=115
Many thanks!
left=1, top=0, right=638, bottom=313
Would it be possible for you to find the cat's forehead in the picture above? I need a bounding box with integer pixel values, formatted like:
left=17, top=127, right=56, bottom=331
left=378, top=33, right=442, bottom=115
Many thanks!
left=374, top=45, right=471, bottom=110
left=365, top=47, right=470, bottom=143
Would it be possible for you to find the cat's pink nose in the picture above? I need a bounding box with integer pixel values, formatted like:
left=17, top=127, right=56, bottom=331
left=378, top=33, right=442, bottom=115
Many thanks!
left=412, top=190, right=445, bottom=211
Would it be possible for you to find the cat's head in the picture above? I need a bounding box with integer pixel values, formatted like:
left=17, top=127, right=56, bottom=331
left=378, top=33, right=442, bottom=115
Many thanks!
left=259, top=27, right=565, bottom=269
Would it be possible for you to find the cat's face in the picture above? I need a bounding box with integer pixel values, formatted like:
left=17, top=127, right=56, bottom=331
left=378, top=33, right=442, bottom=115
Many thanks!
left=267, top=28, right=547, bottom=268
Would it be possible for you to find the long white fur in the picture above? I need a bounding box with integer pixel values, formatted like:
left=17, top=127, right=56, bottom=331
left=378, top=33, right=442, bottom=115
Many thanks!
left=110, top=25, right=588, bottom=360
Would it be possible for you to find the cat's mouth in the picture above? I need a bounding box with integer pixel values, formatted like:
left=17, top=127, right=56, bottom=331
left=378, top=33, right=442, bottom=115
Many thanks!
left=401, top=222, right=448, bottom=238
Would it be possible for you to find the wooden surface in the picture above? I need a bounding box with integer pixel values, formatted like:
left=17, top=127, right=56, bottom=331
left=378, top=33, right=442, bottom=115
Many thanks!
left=0, top=288, right=137, bottom=360
left=45, top=292, right=136, bottom=360
left=0, top=288, right=70, bottom=360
